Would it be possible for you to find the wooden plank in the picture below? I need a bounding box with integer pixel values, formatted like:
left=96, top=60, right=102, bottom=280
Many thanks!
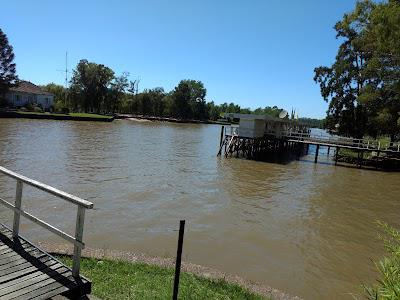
left=0, top=247, right=43, bottom=265
left=0, top=261, right=62, bottom=284
left=0, top=222, right=91, bottom=299
left=20, top=274, right=90, bottom=300
left=0, top=267, right=70, bottom=297
left=0, top=264, right=67, bottom=292
left=0, top=246, right=38, bottom=261
left=0, top=253, right=47, bottom=270
left=4, top=274, right=78, bottom=300
left=2, top=276, right=65, bottom=300
left=0, top=244, right=11, bottom=251
left=0, top=252, right=23, bottom=264
left=0, top=247, right=15, bottom=255
left=0, top=256, right=53, bottom=277
left=0, top=166, right=93, bottom=209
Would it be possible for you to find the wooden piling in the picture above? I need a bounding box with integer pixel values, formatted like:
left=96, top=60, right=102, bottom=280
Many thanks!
left=335, top=147, right=339, bottom=165
left=376, top=150, right=380, bottom=170
left=315, top=144, right=320, bottom=163
left=173, top=220, right=185, bottom=300
left=217, top=126, right=225, bottom=156
left=358, top=151, right=364, bottom=169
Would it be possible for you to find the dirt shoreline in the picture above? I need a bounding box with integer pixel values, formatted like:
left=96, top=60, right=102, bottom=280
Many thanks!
left=116, top=113, right=229, bottom=125
left=37, top=242, right=301, bottom=300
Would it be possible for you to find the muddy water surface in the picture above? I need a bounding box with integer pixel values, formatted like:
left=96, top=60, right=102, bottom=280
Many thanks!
left=0, top=118, right=399, bottom=299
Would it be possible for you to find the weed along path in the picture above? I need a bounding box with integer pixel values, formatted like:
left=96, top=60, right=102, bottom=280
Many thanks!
left=0, top=119, right=399, bottom=299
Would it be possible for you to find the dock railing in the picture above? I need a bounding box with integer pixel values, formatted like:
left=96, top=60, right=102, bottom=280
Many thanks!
left=0, top=166, right=93, bottom=277
left=225, top=124, right=239, bottom=137
left=284, top=131, right=400, bottom=152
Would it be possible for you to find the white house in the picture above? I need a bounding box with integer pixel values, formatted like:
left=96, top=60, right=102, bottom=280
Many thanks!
left=223, top=113, right=310, bottom=138
left=4, top=81, right=55, bottom=110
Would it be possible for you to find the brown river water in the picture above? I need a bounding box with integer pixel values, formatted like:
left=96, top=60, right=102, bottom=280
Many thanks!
left=0, top=118, right=399, bottom=299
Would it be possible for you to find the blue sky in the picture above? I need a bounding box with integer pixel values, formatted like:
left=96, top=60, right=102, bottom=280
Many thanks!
left=1, top=0, right=357, bottom=118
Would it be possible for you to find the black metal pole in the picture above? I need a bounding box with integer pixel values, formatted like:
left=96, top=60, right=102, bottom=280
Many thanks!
left=173, top=220, right=185, bottom=300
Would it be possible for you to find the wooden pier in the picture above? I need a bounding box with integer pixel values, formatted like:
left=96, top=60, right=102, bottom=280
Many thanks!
left=0, top=166, right=93, bottom=299
left=218, top=125, right=400, bottom=169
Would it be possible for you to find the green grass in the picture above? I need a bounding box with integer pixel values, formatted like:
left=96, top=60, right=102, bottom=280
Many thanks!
left=17, top=111, right=68, bottom=116
left=69, top=113, right=113, bottom=119
left=57, top=256, right=266, bottom=300
left=16, top=111, right=113, bottom=119
left=364, top=222, right=400, bottom=299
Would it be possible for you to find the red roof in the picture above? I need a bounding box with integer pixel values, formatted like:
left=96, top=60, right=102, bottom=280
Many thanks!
left=9, top=81, right=53, bottom=96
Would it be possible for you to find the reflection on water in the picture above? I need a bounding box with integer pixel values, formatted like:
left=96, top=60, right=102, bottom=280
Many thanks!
left=0, top=118, right=399, bottom=299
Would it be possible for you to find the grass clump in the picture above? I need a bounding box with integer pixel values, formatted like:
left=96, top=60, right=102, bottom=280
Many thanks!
left=17, top=111, right=112, bottom=119
left=57, top=256, right=266, bottom=300
left=69, top=113, right=113, bottom=119
left=365, top=222, right=400, bottom=299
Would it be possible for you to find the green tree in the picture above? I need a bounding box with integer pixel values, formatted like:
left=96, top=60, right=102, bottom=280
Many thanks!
left=108, top=72, right=129, bottom=113
left=314, top=0, right=400, bottom=139
left=69, top=59, right=114, bottom=113
left=0, top=28, right=18, bottom=101
left=171, top=81, right=191, bottom=119
left=41, top=83, right=65, bottom=102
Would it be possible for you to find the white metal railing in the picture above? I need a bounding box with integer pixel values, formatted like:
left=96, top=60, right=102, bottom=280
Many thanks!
left=284, top=131, right=400, bottom=152
left=0, top=166, right=93, bottom=277
left=223, top=125, right=400, bottom=152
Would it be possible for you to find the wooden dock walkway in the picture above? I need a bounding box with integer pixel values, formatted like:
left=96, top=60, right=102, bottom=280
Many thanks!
left=0, top=224, right=90, bottom=300
left=218, top=125, right=400, bottom=169
left=0, top=166, right=93, bottom=299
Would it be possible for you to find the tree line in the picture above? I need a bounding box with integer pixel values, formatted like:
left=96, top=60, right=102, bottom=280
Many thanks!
left=41, top=59, right=287, bottom=121
left=314, top=0, right=400, bottom=139
left=1, top=26, right=322, bottom=124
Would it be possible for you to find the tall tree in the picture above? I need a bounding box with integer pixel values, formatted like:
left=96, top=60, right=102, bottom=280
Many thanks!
left=314, top=0, right=400, bottom=139
left=69, top=59, right=114, bottom=113
left=171, top=81, right=192, bottom=119
left=108, top=72, right=129, bottom=113
left=0, top=28, right=18, bottom=99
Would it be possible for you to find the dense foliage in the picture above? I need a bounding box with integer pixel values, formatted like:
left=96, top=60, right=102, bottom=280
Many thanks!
left=365, top=222, right=400, bottom=299
left=41, top=59, right=291, bottom=121
left=0, top=28, right=18, bottom=101
left=298, top=118, right=325, bottom=129
left=314, top=0, right=400, bottom=139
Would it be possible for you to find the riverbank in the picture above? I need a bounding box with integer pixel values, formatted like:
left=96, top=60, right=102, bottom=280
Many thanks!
left=337, top=148, right=400, bottom=170
left=116, top=113, right=229, bottom=125
left=38, top=242, right=300, bottom=300
left=0, top=110, right=114, bottom=122
left=57, top=255, right=265, bottom=300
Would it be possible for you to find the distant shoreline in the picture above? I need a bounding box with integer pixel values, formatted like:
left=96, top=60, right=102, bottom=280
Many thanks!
left=0, top=110, right=114, bottom=122
left=116, top=114, right=230, bottom=125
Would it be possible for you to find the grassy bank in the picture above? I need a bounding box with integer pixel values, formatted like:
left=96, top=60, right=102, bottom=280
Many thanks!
left=57, top=255, right=266, bottom=300
left=18, top=111, right=112, bottom=119
left=0, top=110, right=114, bottom=122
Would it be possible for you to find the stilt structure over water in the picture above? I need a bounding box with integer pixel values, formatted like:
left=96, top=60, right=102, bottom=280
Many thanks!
left=217, top=113, right=400, bottom=170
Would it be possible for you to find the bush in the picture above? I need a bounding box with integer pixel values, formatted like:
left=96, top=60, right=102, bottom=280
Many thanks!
left=33, top=105, right=43, bottom=113
left=60, top=107, right=70, bottom=114
left=54, top=101, right=70, bottom=114
left=364, top=222, right=400, bottom=299
left=24, top=103, right=34, bottom=111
